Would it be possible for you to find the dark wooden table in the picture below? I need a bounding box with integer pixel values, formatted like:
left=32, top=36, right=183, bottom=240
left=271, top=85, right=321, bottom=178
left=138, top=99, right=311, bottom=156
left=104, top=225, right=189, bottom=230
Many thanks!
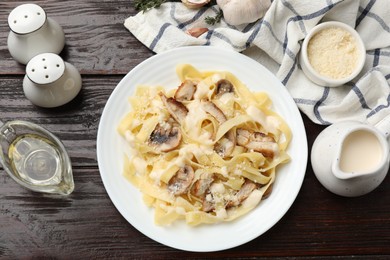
left=0, top=1, right=389, bottom=259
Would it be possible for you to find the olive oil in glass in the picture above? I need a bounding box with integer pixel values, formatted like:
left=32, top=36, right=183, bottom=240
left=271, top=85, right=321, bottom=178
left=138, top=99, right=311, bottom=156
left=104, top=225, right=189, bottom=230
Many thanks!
left=0, top=120, right=74, bottom=195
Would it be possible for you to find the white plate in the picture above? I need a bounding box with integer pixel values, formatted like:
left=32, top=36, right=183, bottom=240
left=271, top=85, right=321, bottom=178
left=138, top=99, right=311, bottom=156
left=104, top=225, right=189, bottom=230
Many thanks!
left=97, top=46, right=308, bottom=252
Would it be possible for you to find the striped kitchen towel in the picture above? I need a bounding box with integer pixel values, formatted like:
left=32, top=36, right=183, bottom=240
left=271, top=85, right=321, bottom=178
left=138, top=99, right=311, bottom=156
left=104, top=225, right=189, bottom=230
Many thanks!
left=125, top=0, right=390, bottom=126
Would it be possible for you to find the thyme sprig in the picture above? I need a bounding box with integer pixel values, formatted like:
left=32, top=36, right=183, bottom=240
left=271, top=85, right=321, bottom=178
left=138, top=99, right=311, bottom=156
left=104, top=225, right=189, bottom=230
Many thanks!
left=134, top=0, right=167, bottom=13
left=205, top=9, right=223, bottom=25
left=134, top=0, right=224, bottom=25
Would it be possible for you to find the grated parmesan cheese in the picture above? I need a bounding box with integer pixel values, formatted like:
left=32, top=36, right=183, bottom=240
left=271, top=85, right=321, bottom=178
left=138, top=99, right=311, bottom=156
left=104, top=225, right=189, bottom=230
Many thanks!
left=307, top=27, right=358, bottom=79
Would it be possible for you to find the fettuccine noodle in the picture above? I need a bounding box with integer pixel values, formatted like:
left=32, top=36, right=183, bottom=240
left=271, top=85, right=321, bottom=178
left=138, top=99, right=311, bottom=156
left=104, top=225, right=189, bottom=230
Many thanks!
left=118, top=64, right=291, bottom=226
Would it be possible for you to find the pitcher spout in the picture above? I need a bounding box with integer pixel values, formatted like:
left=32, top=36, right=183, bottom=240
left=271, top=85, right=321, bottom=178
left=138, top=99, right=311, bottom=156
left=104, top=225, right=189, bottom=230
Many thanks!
left=332, top=126, right=390, bottom=180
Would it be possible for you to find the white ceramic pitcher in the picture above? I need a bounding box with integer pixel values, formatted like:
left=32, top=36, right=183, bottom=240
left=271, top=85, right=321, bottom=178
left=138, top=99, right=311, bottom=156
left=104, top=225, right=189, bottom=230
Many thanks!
left=311, top=119, right=390, bottom=197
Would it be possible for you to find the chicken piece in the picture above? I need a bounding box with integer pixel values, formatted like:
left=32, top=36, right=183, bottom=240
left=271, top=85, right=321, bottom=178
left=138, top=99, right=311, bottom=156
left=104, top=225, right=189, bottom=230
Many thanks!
left=168, top=165, right=195, bottom=195
left=201, top=100, right=227, bottom=123
left=202, top=192, right=215, bottom=212
left=191, top=172, right=214, bottom=197
left=236, top=128, right=278, bottom=158
left=174, top=80, right=197, bottom=101
left=201, top=100, right=236, bottom=157
left=214, top=136, right=235, bottom=158
left=226, top=179, right=258, bottom=208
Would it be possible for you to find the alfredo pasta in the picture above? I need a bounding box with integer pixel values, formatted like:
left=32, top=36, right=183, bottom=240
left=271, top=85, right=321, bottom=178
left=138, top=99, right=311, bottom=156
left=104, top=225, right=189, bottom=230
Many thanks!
left=118, top=64, right=291, bottom=226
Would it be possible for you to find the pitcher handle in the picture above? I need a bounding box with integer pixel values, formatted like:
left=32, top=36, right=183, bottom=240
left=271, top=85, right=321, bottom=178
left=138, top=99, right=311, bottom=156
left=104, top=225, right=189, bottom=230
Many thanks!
left=375, top=114, right=390, bottom=138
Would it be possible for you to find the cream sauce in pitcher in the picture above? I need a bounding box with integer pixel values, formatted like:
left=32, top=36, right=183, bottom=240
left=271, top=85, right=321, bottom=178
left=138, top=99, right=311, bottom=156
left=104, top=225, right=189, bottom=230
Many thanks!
left=339, top=129, right=383, bottom=174
left=311, top=120, right=389, bottom=197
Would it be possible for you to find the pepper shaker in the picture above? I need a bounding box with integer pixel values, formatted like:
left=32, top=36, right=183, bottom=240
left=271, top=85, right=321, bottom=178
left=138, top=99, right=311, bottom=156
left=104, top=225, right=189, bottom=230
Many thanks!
left=7, top=3, right=65, bottom=64
left=23, top=53, right=82, bottom=108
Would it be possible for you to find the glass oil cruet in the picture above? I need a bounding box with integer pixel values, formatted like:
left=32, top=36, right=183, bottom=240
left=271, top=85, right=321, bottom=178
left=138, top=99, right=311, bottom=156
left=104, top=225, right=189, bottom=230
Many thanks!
left=0, top=120, right=74, bottom=195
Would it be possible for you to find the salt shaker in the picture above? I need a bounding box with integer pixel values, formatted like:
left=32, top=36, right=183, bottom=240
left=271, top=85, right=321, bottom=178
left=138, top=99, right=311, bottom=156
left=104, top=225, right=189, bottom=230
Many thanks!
left=23, top=53, right=82, bottom=108
left=7, top=3, right=65, bottom=64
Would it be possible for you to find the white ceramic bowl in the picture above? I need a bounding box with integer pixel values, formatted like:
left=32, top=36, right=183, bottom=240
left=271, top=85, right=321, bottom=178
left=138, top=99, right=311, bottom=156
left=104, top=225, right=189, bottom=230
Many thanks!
left=300, top=21, right=366, bottom=87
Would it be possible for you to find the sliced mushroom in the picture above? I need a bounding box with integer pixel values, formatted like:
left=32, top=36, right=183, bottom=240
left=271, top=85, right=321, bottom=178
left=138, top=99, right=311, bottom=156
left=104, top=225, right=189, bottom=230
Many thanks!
left=168, top=165, right=195, bottom=195
left=149, top=122, right=182, bottom=152
left=159, top=92, right=188, bottom=124
left=216, top=79, right=234, bottom=97
left=182, top=0, right=210, bottom=9
left=174, top=80, right=197, bottom=101
left=236, top=128, right=278, bottom=158
left=191, top=172, right=214, bottom=197
left=185, top=27, right=208, bottom=38
left=227, top=179, right=258, bottom=208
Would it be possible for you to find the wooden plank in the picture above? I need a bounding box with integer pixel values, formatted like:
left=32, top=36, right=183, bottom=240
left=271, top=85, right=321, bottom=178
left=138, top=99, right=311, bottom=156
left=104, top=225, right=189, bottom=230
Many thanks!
left=0, top=0, right=154, bottom=75
left=0, top=76, right=120, bottom=166
left=1, top=0, right=390, bottom=258
left=0, top=167, right=389, bottom=258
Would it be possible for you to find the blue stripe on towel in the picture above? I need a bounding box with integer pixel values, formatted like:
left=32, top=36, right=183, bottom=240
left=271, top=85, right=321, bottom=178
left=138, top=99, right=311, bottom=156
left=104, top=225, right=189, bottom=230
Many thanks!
left=150, top=23, right=170, bottom=51
left=367, top=94, right=390, bottom=118
left=245, top=22, right=263, bottom=48
left=294, top=98, right=317, bottom=106
left=348, top=82, right=371, bottom=109
left=175, top=6, right=209, bottom=29
left=373, top=49, right=381, bottom=67
left=356, top=0, right=376, bottom=27
left=314, top=87, right=331, bottom=125
left=361, top=8, right=390, bottom=32
left=282, top=58, right=297, bottom=85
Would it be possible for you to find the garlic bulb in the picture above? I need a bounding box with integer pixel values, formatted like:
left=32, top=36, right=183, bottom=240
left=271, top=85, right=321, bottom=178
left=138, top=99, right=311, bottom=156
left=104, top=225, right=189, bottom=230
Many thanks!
left=217, top=0, right=271, bottom=26
left=182, top=0, right=211, bottom=9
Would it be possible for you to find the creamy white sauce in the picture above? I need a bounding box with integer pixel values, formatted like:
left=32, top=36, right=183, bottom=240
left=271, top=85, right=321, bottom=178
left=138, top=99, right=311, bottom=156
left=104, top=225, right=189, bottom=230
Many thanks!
left=339, top=130, right=383, bottom=173
left=194, top=81, right=211, bottom=100
left=181, top=143, right=213, bottom=159
left=132, top=156, right=147, bottom=175
left=246, top=105, right=278, bottom=133
left=149, top=167, right=165, bottom=181
left=211, top=73, right=224, bottom=84
left=215, top=208, right=228, bottom=219
left=210, top=183, right=225, bottom=194
left=242, top=189, right=262, bottom=208
left=220, top=166, right=228, bottom=177
left=125, top=131, right=136, bottom=147
left=184, top=100, right=208, bottom=131
left=218, top=92, right=235, bottom=104
left=175, top=206, right=186, bottom=215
